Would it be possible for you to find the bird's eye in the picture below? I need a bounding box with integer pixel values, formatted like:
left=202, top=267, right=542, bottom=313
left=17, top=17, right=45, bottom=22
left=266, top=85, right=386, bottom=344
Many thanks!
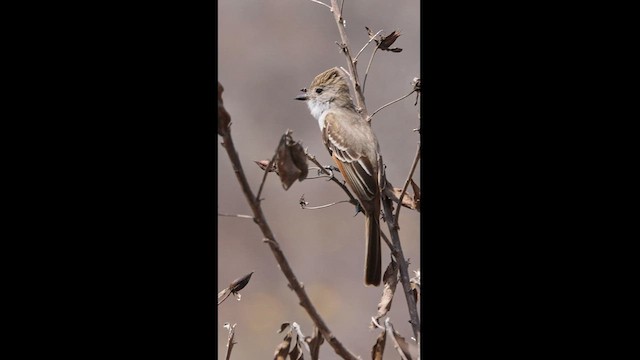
left=315, top=88, right=323, bottom=94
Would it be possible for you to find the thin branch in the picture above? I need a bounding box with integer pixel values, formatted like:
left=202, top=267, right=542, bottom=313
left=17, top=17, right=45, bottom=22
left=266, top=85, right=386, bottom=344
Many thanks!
left=223, top=323, right=237, bottom=360
left=306, top=153, right=359, bottom=207
left=301, top=200, right=352, bottom=210
left=368, top=89, right=417, bottom=121
left=308, top=0, right=332, bottom=10
left=255, top=134, right=286, bottom=202
left=354, top=29, right=383, bottom=62
left=380, top=229, right=393, bottom=251
left=218, top=213, right=254, bottom=220
left=384, top=319, right=411, bottom=360
left=362, top=46, right=379, bottom=95
left=394, top=143, right=421, bottom=223
left=217, top=290, right=232, bottom=306
left=330, top=0, right=368, bottom=117
left=219, top=96, right=359, bottom=360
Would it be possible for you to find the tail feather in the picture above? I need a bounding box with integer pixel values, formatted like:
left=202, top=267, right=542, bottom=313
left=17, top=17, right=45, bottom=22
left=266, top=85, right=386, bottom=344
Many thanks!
left=364, top=214, right=382, bottom=286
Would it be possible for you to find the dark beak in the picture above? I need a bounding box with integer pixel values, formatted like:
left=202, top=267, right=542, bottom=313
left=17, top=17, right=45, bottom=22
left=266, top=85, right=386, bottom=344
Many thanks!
left=294, top=93, right=308, bottom=101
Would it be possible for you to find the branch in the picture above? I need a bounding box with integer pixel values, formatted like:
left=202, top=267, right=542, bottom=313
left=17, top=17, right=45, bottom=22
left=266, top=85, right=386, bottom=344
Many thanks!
left=301, top=199, right=352, bottom=210
left=362, top=46, right=378, bottom=95
left=354, top=28, right=383, bottom=62
left=218, top=213, right=254, bottom=220
left=326, top=1, right=420, bottom=340
left=218, top=87, right=359, bottom=360
left=255, top=136, right=284, bottom=202
left=330, top=0, right=368, bottom=117
left=380, top=191, right=420, bottom=340
left=393, top=143, right=421, bottom=223
left=306, top=153, right=359, bottom=207
left=223, top=323, right=237, bottom=360
left=368, top=89, right=417, bottom=121
left=308, top=0, right=332, bottom=10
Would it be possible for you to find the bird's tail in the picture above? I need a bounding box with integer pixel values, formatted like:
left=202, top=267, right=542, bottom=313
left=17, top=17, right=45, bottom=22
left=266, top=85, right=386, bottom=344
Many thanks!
left=364, top=214, right=382, bottom=286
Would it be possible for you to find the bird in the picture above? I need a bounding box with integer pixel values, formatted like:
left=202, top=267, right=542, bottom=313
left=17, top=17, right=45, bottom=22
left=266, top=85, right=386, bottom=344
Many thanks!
left=295, top=67, right=383, bottom=286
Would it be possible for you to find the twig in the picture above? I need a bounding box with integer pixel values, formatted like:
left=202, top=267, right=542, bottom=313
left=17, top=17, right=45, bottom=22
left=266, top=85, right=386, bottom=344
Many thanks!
left=394, top=143, right=421, bottom=223
left=330, top=0, right=368, bottom=117
left=384, top=319, right=411, bottom=360
left=354, top=29, right=383, bottom=62
left=308, top=0, right=332, bottom=10
left=218, top=213, right=254, bottom=220
left=368, top=89, right=417, bottom=121
left=361, top=46, right=378, bottom=94
left=306, top=153, right=359, bottom=207
left=255, top=134, right=286, bottom=202
left=219, top=93, right=359, bottom=360
left=301, top=200, right=352, bottom=210
left=223, top=323, right=237, bottom=360
left=380, top=229, right=393, bottom=252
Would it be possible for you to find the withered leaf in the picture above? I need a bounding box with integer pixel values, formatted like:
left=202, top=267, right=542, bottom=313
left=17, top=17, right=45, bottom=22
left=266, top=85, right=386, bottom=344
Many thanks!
left=255, top=160, right=278, bottom=174
left=229, top=271, right=254, bottom=295
left=373, top=259, right=399, bottom=325
left=289, top=339, right=303, bottom=360
left=378, top=30, right=403, bottom=52
left=409, top=179, right=421, bottom=212
left=392, top=188, right=418, bottom=211
left=392, top=333, right=412, bottom=360
left=305, top=326, right=324, bottom=360
left=411, top=77, right=421, bottom=92
left=410, top=270, right=421, bottom=304
left=277, top=322, right=291, bottom=334
left=276, top=141, right=300, bottom=190
left=411, top=77, right=421, bottom=106
left=291, top=322, right=310, bottom=354
left=365, top=26, right=373, bottom=38
left=289, top=141, right=309, bottom=181
left=371, top=330, right=386, bottom=360
left=276, top=135, right=308, bottom=190
left=273, top=333, right=292, bottom=360
left=386, top=320, right=413, bottom=360
left=218, top=82, right=231, bottom=136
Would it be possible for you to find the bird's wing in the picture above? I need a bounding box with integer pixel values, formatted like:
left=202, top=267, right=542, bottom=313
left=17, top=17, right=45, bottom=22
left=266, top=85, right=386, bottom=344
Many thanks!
left=323, top=112, right=378, bottom=204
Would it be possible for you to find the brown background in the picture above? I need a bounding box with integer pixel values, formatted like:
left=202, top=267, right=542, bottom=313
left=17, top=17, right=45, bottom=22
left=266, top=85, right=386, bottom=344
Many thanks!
left=218, top=0, right=420, bottom=357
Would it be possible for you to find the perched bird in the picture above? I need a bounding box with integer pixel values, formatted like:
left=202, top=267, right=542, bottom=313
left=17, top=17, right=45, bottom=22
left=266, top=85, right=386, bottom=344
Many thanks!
left=295, top=67, right=383, bottom=286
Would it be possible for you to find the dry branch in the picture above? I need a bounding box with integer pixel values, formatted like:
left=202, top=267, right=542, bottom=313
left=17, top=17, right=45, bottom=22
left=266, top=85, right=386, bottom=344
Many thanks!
left=218, top=83, right=358, bottom=360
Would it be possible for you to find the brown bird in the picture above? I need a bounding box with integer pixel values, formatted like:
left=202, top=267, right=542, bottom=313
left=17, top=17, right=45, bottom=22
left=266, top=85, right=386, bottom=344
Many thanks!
left=295, top=67, right=382, bottom=286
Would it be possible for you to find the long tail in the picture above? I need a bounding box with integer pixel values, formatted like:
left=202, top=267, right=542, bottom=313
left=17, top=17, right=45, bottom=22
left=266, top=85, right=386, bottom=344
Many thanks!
left=364, top=214, right=382, bottom=286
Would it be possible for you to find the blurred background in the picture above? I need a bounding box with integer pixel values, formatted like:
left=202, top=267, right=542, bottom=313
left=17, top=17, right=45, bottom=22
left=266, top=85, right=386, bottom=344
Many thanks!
left=218, top=0, right=420, bottom=358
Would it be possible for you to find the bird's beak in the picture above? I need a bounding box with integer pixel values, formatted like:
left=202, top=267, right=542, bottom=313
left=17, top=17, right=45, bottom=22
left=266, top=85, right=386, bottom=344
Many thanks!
left=294, top=93, right=309, bottom=101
